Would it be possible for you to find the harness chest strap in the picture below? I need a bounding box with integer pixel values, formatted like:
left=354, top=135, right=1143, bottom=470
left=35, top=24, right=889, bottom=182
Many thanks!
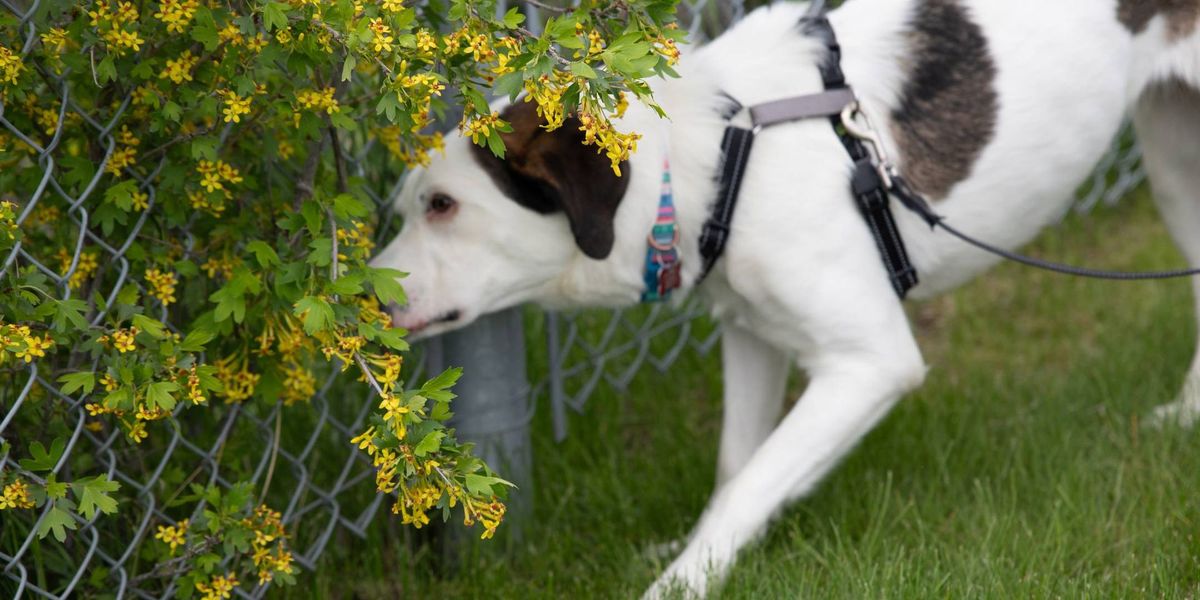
left=695, top=17, right=920, bottom=298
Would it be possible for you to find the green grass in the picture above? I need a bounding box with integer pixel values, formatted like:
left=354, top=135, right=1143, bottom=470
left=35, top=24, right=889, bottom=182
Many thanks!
left=296, top=188, right=1200, bottom=598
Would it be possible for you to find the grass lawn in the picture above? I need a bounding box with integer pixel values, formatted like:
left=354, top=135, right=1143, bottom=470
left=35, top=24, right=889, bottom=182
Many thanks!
left=296, top=187, right=1200, bottom=598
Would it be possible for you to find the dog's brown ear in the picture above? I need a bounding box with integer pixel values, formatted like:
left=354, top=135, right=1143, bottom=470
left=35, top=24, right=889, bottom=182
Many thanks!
left=470, top=101, right=630, bottom=260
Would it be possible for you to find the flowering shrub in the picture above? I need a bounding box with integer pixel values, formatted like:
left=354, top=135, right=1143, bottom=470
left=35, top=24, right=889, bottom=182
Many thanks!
left=1, top=0, right=681, bottom=595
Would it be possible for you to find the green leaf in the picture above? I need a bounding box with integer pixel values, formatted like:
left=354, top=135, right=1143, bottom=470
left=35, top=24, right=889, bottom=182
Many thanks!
left=330, top=111, right=356, bottom=130
left=52, top=298, right=89, bottom=332
left=104, top=179, right=139, bottom=211
left=294, top=296, right=335, bottom=334
left=43, top=474, right=69, bottom=500
left=367, top=268, right=407, bottom=306
left=413, top=430, right=445, bottom=457
left=570, top=61, right=597, bottom=78
left=341, top=55, right=357, bottom=81
left=501, top=6, right=525, bottom=28
left=301, top=200, right=322, bottom=236
left=57, top=372, right=96, bottom=395
left=464, top=474, right=505, bottom=496
left=147, top=381, right=180, bottom=411
left=332, top=194, right=370, bottom=219
left=327, top=272, right=364, bottom=295
left=38, top=505, right=78, bottom=542
left=73, top=476, right=121, bottom=519
left=131, top=314, right=168, bottom=339
left=191, top=137, right=218, bottom=161
left=19, top=438, right=66, bottom=472
left=162, top=101, right=182, bottom=123
left=96, top=55, right=117, bottom=84
left=373, top=327, right=409, bottom=352
left=191, top=7, right=220, bottom=50
left=180, top=328, right=216, bottom=352
left=245, top=240, right=281, bottom=268
left=423, top=367, right=462, bottom=393
left=262, top=1, right=289, bottom=31
left=306, top=237, right=333, bottom=267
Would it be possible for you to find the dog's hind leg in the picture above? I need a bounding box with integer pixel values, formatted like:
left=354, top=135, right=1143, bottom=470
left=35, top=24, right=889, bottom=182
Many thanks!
left=1135, top=80, right=1200, bottom=426
left=715, top=323, right=789, bottom=488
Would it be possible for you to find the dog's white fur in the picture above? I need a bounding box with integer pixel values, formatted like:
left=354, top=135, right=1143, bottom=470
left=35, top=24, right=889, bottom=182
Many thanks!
left=372, top=1, right=1200, bottom=596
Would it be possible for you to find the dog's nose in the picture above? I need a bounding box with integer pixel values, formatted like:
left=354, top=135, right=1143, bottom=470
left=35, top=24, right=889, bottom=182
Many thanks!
left=387, top=302, right=408, bottom=326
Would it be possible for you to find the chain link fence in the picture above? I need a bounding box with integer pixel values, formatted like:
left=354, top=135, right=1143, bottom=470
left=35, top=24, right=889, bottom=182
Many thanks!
left=1, top=0, right=1145, bottom=597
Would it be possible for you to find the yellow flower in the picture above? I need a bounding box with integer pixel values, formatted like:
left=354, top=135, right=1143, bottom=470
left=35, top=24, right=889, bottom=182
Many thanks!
left=195, top=573, right=238, bottom=600
left=381, top=0, right=404, bottom=12
left=587, top=30, right=605, bottom=55
left=185, top=366, right=206, bottom=405
left=40, top=28, right=69, bottom=54
left=415, top=29, right=437, bottom=54
left=246, top=33, right=268, bottom=52
left=160, top=50, right=199, bottom=84
left=105, top=146, right=137, bottom=175
left=281, top=362, right=316, bottom=405
left=13, top=329, right=54, bottom=363
left=127, top=421, right=148, bottom=443
left=368, top=18, right=394, bottom=54
left=219, top=90, right=251, bottom=124
left=155, top=519, right=189, bottom=553
left=154, top=0, right=200, bottom=34
left=112, top=327, right=138, bottom=353
left=295, top=88, right=339, bottom=114
left=214, top=354, right=259, bottom=403
left=351, top=426, right=377, bottom=452
left=136, top=404, right=170, bottom=420
left=463, top=33, right=493, bottom=61
left=463, top=111, right=503, bottom=145
left=0, top=480, right=35, bottom=510
left=218, top=22, right=243, bottom=45
left=130, top=190, right=149, bottom=210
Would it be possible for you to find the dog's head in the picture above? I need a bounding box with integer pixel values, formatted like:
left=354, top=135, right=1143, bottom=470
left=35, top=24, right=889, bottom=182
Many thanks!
left=371, top=100, right=632, bottom=339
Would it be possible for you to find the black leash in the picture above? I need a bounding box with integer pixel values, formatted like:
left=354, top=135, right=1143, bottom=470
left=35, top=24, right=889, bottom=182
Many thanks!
left=696, top=12, right=1200, bottom=296
left=888, top=176, right=1200, bottom=281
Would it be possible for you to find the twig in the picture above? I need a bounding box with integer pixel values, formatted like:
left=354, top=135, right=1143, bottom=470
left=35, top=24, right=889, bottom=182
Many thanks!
left=257, top=405, right=283, bottom=505
left=327, top=126, right=348, bottom=194
left=292, top=136, right=326, bottom=211
left=522, top=0, right=570, bottom=13
left=132, top=535, right=218, bottom=583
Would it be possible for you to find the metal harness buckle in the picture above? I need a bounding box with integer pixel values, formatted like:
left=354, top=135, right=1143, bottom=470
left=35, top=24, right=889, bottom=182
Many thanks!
left=839, top=101, right=898, bottom=190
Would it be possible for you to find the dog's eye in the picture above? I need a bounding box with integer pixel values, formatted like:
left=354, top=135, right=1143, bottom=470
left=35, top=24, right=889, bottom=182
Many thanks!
left=426, top=193, right=457, bottom=217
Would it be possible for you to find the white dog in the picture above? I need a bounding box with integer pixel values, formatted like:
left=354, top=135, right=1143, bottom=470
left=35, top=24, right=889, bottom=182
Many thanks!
left=372, top=0, right=1200, bottom=596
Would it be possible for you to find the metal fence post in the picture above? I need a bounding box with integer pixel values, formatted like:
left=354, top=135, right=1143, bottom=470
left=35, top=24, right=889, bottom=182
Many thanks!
left=424, top=307, right=533, bottom=546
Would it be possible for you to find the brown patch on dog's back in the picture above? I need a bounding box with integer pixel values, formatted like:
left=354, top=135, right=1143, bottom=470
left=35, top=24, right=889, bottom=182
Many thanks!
left=469, top=101, right=630, bottom=259
left=1118, top=0, right=1200, bottom=39
left=890, top=0, right=998, bottom=200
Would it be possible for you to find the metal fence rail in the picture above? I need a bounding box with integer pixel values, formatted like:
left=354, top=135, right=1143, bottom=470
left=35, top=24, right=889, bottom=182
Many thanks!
left=0, top=0, right=1146, bottom=597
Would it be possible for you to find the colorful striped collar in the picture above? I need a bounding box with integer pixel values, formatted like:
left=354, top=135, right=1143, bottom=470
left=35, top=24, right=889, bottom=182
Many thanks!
left=641, top=157, right=682, bottom=303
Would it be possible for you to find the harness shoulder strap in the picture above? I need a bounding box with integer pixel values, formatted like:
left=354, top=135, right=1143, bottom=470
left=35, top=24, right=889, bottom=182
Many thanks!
left=804, top=16, right=920, bottom=298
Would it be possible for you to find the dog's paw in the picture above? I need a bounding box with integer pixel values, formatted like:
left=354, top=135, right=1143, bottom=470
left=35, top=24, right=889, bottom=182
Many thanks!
left=641, top=566, right=708, bottom=600
left=1147, top=381, right=1200, bottom=429
left=1148, top=399, right=1200, bottom=429
left=641, top=549, right=719, bottom=600
left=642, top=537, right=687, bottom=562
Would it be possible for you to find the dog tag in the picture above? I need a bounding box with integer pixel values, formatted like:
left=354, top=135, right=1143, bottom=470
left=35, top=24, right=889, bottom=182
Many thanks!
left=658, top=261, right=682, bottom=296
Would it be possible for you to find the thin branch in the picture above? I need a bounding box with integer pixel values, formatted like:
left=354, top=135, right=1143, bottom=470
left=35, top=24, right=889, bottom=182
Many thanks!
left=522, top=0, right=570, bottom=13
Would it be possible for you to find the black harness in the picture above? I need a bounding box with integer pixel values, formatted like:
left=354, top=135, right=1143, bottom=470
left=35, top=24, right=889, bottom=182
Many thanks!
left=698, top=16, right=920, bottom=298
left=695, top=14, right=1200, bottom=295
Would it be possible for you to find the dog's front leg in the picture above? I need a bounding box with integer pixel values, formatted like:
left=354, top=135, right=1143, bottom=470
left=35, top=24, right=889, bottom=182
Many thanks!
left=644, top=336, right=925, bottom=598
left=715, top=323, right=789, bottom=488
